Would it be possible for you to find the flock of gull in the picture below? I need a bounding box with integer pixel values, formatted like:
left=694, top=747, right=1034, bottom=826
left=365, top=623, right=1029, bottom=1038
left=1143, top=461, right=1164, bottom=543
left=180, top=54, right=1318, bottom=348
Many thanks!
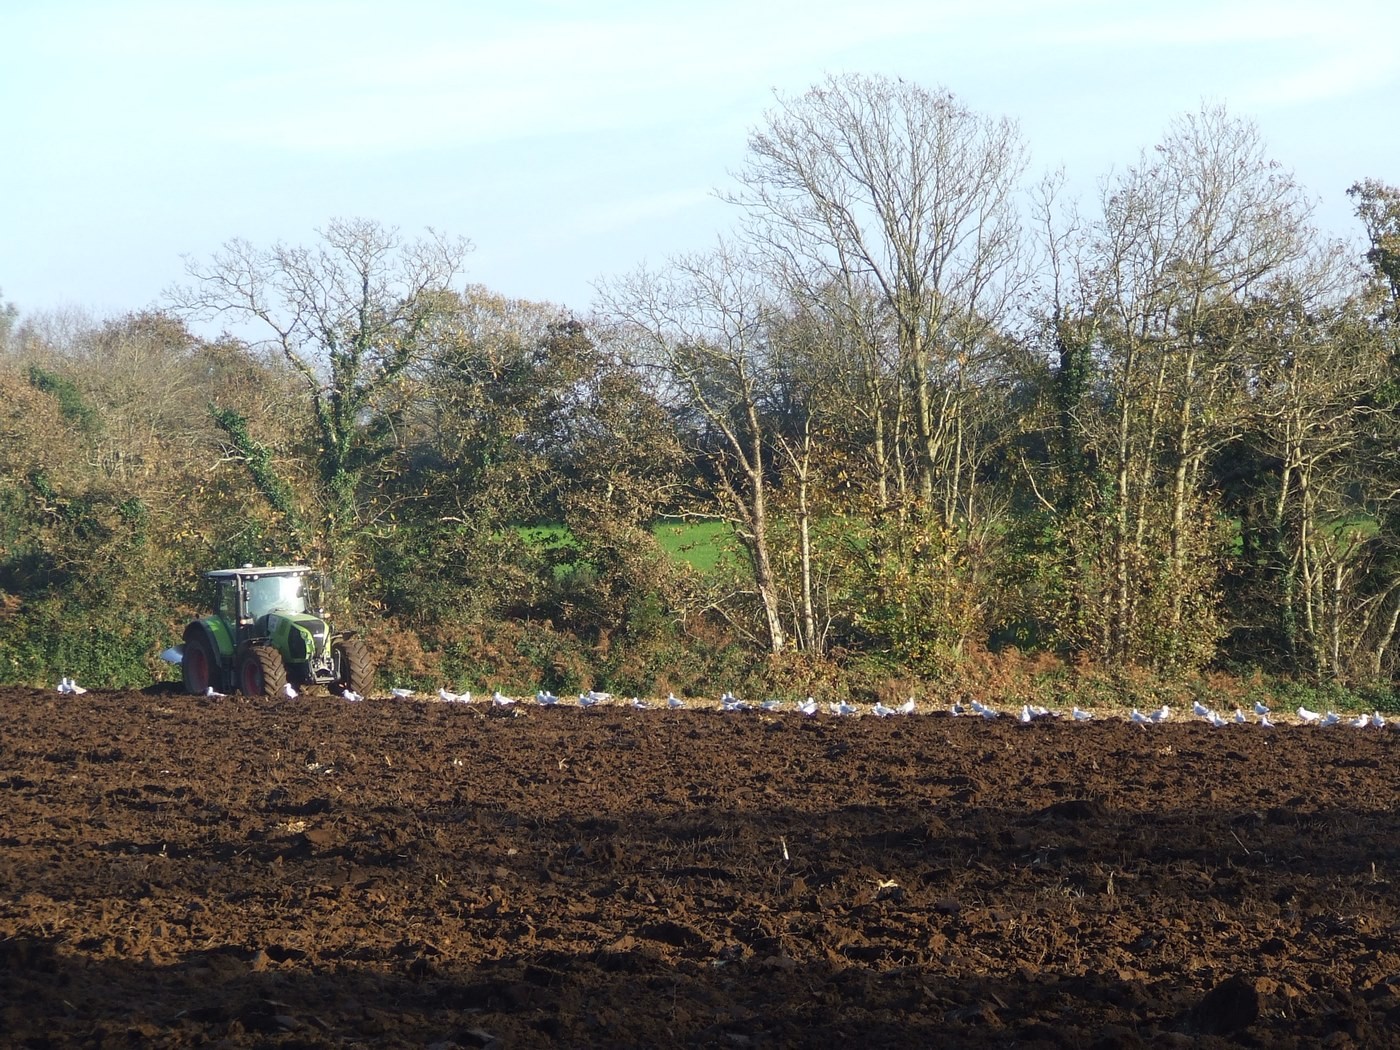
left=51, top=677, right=1391, bottom=728
left=381, top=686, right=1389, bottom=729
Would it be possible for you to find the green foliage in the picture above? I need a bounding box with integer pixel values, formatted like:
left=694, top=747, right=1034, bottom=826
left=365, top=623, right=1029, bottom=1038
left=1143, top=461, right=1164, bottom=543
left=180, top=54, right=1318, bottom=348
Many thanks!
left=4, top=155, right=1400, bottom=698
left=0, top=475, right=183, bottom=686
left=828, top=518, right=997, bottom=677
left=209, top=405, right=306, bottom=546
left=0, top=600, right=173, bottom=688
left=1350, top=178, right=1400, bottom=310
left=27, top=365, right=99, bottom=434
left=423, top=619, right=594, bottom=695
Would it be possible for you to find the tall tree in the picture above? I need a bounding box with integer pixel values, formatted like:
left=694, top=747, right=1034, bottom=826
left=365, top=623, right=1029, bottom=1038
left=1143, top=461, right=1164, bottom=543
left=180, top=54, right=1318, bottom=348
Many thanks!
left=728, top=73, right=1027, bottom=529
left=598, top=243, right=790, bottom=653
left=170, top=218, right=472, bottom=581
left=1036, top=105, right=1324, bottom=670
left=1237, top=289, right=1395, bottom=681
left=1349, top=179, right=1400, bottom=313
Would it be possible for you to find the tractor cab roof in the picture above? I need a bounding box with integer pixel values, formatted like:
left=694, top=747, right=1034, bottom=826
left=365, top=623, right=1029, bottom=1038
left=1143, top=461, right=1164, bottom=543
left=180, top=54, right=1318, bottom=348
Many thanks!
left=203, top=565, right=313, bottom=580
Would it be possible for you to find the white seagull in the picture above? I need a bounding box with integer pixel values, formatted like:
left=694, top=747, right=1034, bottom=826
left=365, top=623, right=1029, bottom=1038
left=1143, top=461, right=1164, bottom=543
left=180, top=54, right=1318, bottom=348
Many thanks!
left=1320, top=710, right=1342, bottom=727
left=1129, top=708, right=1153, bottom=725
left=898, top=697, right=916, bottom=715
left=205, top=686, right=228, bottom=699
left=1072, top=706, right=1094, bottom=721
left=1258, top=713, right=1275, bottom=728
left=832, top=700, right=858, bottom=716
left=1253, top=700, right=1271, bottom=715
left=1150, top=705, right=1171, bottom=723
left=629, top=697, right=648, bottom=709
left=1207, top=709, right=1228, bottom=728
left=1019, top=704, right=1034, bottom=724
left=760, top=698, right=783, bottom=712
left=390, top=687, right=414, bottom=699
left=666, top=693, right=686, bottom=710
left=1348, top=712, right=1371, bottom=729
left=722, top=693, right=749, bottom=712
left=535, top=690, right=560, bottom=706
left=1374, top=711, right=1388, bottom=728
left=281, top=682, right=298, bottom=700
left=873, top=701, right=896, bottom=717
left=439, top=687, right=465, bottom=702
left=1297, top=705, right=1321, bottom=724
left=492, top=690, right=516, bottom=706
left=1233, top=707, right=1247, bottom=724
left=797, top=697, right=818, bottom=716
left=1192, top=700, right=1211, bottom=717
left=341, top=689, right=364, bottom=702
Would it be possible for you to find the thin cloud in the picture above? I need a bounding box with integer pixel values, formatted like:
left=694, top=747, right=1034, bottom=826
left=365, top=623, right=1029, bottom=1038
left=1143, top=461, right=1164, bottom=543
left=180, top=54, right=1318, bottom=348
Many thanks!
left=1038, top=0, right=1390, bottom=48
left=565, top=188, right=719, bottom=238
left=1235, top=50, right=1400, bottom=109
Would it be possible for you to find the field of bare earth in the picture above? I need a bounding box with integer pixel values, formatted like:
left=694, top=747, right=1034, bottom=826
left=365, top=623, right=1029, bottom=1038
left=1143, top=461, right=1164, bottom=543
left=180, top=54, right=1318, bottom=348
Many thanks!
left=3, top=685, right=1400, bottom=1048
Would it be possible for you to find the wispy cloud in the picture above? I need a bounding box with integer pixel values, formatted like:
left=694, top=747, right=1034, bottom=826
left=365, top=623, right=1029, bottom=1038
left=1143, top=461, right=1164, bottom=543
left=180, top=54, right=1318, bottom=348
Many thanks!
left=1233, top=47, right=1400, bottom=110
left=564, top=187, right=719, bottom=237
left=3, top=0, right=1394, bottom=316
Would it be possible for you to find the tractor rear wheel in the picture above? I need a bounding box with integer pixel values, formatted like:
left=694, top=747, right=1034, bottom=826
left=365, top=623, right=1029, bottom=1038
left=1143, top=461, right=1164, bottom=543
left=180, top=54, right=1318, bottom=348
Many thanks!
left=239, top=644, right=288, bottom=699
left=182, top=634, right=215, bottom=695
left=333, top=637, right=375, bottom=697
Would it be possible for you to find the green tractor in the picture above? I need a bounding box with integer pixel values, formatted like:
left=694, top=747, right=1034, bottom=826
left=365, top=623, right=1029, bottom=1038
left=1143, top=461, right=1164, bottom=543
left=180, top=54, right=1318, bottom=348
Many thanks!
left=179, top=565, right=375, bottom=698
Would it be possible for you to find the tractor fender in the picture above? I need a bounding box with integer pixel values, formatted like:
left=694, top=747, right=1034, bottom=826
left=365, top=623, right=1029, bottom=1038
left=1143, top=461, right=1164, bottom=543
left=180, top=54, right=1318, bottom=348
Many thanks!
left=184, top=618, right=234, bottom=664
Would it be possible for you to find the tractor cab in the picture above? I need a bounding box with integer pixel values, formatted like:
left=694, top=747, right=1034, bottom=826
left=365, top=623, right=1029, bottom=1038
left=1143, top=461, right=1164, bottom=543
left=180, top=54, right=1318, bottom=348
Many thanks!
left=207, top=567, right=319, bottom=641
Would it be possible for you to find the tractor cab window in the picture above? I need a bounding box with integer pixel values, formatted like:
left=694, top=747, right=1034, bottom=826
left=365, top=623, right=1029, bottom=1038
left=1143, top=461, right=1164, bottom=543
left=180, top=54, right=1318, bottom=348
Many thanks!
left=244, top=574, right=307, bottom=620
left=214, top=581, right=238, bottom=624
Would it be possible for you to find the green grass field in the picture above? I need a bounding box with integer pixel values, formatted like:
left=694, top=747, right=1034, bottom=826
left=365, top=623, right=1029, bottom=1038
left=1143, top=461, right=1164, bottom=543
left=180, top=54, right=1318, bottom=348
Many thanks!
left=517, top=520, right=741, bottom=575
left=650, top=519, right=741, bottom=573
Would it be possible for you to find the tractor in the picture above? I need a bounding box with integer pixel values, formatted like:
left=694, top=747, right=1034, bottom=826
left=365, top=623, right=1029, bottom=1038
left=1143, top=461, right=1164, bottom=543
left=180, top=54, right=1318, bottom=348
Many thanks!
left=178, top=565, right=375, bottom=698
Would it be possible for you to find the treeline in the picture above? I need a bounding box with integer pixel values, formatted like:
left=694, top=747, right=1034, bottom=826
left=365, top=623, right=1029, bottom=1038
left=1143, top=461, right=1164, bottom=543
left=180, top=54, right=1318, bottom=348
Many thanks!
left=2, top=74, right=1398, bottom=704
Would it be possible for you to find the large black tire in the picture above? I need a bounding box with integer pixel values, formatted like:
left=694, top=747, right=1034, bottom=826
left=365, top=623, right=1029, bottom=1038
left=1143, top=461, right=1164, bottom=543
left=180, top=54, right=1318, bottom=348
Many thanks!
left=239, top=644, right=288, bottom=699
left=182, top=633, right=215, bottom=696
left=334, top=636, right=375, bottom=697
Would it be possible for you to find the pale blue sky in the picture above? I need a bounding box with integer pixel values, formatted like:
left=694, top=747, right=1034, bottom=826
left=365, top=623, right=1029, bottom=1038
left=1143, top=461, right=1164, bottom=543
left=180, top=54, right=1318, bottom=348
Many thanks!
left=3, top=0, right=1397, bottom=323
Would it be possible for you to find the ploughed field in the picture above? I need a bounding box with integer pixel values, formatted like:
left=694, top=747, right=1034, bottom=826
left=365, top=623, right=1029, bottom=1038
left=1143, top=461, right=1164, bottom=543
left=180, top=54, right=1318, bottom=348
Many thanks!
left=3, top=686, right=1400, bottom=1048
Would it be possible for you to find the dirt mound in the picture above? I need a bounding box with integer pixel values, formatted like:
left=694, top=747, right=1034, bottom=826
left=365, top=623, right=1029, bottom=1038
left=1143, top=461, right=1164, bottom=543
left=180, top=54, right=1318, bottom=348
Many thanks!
left=3, top=687, right=1399, bottom=1047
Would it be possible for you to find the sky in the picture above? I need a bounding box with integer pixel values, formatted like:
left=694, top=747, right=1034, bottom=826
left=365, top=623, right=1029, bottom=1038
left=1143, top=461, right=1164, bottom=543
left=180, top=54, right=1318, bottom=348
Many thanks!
left=3, top=0, right=1398, bottom=326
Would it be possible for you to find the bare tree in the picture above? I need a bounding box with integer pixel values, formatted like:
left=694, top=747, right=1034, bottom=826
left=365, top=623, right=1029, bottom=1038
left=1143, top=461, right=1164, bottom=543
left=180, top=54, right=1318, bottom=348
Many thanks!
left=169, top=218, right=472, bottom=573
left=727, top=73, right=1027, bottom=530
left=1244, top=291, right=1395, bottom=680
left=597, top=243, right=789, bottom=653
left=1044, top=105, right=1337, bottom=668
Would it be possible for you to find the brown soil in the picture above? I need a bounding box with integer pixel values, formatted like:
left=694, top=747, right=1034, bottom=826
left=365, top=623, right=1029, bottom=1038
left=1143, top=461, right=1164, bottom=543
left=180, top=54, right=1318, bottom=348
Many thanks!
left=3, top=687, right=1400, bottom=1048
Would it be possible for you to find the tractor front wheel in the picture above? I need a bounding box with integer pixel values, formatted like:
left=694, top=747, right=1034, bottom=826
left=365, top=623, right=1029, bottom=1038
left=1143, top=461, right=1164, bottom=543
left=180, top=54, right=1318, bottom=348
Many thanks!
left=334, top=637, right=375, bottom=697
left=239, top=645, right=288, bottom=699
left=182, top=634, right=215, bottom=696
